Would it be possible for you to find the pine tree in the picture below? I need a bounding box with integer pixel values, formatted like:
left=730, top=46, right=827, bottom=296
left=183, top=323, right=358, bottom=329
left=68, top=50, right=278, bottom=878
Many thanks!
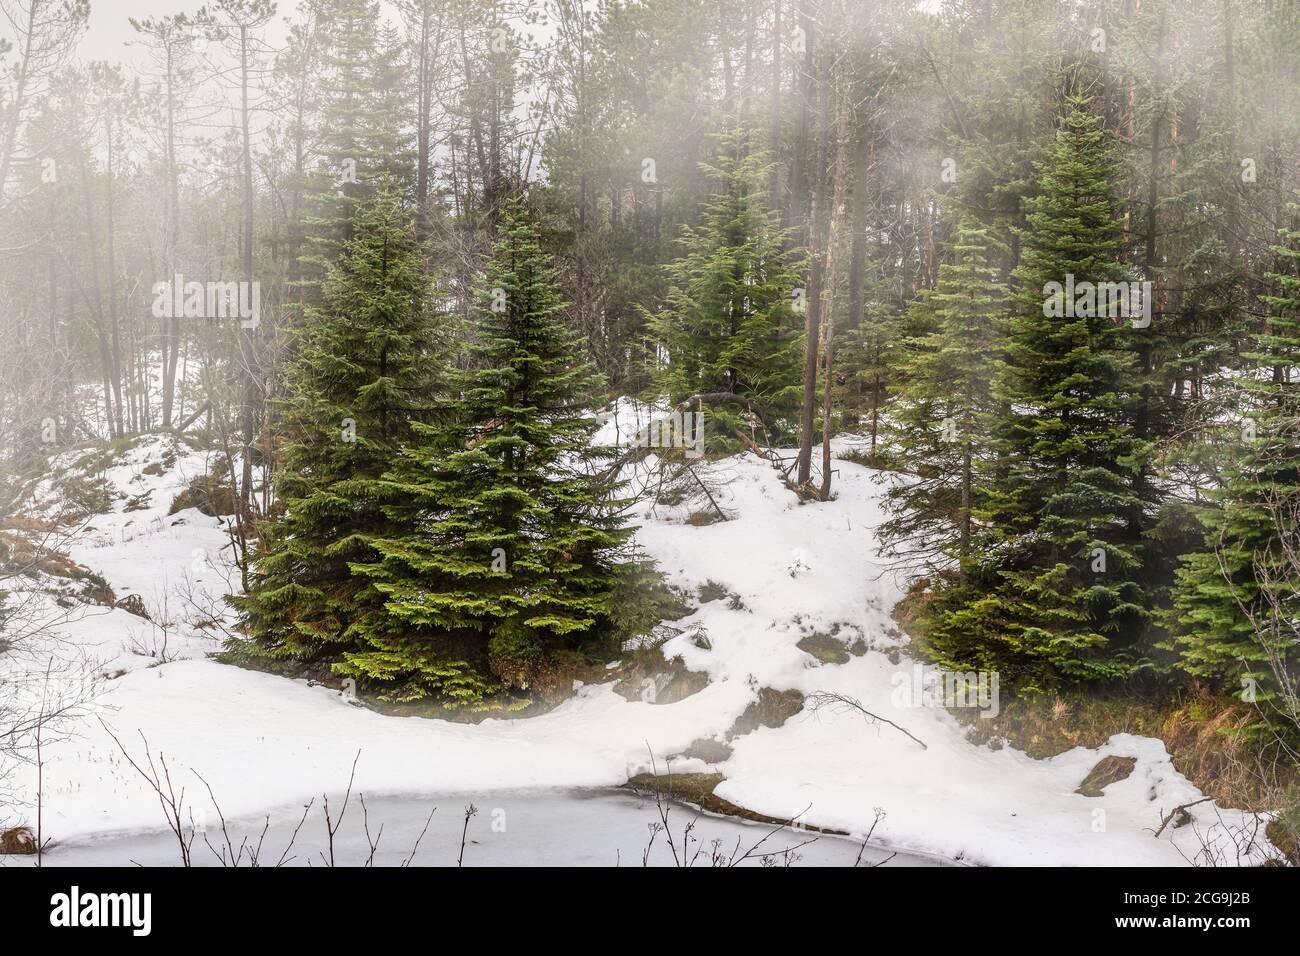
left=344, top=197, right=634, bottom=705
left=922, top=95, right=1153, bottom=690
left=649, top=141, right=803, bottom=445
left=1169, top=196, right=1300, bottom=706
left=880, top=221, right=1006, bottom=568
left=227, top=187, right=437, bottom=667
left=299, top=0, right=414, bottom=286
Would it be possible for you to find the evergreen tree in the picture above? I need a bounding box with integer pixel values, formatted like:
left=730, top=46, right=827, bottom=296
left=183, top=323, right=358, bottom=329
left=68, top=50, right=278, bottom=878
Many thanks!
left=227, top=188, right=437, bottom=666
left=880, top=221, right=1006, bottom=568
left=344, top=198, right=634, bottom=705
left=300, top=0, right=414, bottom=285
left=649, top=142, right=803, bottom=445
left=922, top=95, right=1153, bottom=690
left=1169, top=196, right=1300, bottom=708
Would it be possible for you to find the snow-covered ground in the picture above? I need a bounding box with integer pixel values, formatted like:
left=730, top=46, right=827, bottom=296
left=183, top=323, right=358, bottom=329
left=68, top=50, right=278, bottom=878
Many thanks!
left=0, top=409, right=1275, bottom=866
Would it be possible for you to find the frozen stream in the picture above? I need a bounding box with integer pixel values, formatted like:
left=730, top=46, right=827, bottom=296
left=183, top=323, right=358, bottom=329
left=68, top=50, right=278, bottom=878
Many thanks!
left=30, top=788, right=944, bottom=867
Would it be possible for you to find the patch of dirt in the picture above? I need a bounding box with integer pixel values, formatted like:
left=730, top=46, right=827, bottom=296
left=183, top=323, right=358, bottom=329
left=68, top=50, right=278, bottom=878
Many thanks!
left=956, top=683, right=1299, bottom=815
left=687, top=510, right=723, bottom=526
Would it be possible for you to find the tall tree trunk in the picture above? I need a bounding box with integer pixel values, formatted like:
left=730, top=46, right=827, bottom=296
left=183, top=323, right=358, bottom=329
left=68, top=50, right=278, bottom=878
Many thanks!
left=796, top=12, right=831, bottom=486
left=161, top=49, right=181, bottom=428
left=819, top=70, right=850, bottom=500
left=103, top=112, right=125, bottom=438
left=415, top=2, right=434, bottom=242
left=847, top=95, right=872, bottom=333
left=769, top=0, right=782, bottom=213
left=1223, top=0, right=1239, bottom=265
left=238, top=23, right=258, bottom=513
left=787, top=1, right=815, bottom=247
left=0, top=0, right=38, bottom=195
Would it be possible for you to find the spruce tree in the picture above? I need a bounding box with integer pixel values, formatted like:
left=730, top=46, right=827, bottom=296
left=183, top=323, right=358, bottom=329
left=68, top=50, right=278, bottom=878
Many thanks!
left=880, top=221, right=1006, bottom=568
left=1169, top=196, right=1300, bottom=707
left=922, top=95, right=1153, bottom=690
left=649, top=141, right=803, bottom=445
left=227, top=188, right=437, bottom=666
left=299, top=0, right=413, bottom=288
left=344, top=198, right=634, bottom=705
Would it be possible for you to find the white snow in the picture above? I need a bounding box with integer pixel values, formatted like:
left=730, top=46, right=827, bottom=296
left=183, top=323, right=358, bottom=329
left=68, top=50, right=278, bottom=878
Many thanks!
left=1, top=419, right=1276, bottom=866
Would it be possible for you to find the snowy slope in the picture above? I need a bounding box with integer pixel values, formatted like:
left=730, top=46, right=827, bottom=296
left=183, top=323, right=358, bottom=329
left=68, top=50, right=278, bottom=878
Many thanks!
left=4, top=425, right=1274, bottom=866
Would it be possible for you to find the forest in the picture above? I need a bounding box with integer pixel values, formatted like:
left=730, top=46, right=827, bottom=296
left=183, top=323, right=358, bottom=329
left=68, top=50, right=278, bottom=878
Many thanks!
left=0, top=0, right=1298, bottom=872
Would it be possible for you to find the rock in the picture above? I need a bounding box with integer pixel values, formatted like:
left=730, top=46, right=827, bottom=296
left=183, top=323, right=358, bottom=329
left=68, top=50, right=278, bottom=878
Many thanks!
left=0, top=826, right=36, bottom=855
left=613, top=656, right=709, bottom=705
left=681, top=737, right=733, bottom=764
left=797, top=632, right=850, bottom=665
left=115, top=594, right=151, bottom=620
left=727, top=688, right=805, bottom=739
left=169, top=473, right=237, bottom=516
left=1075, top=754, right=1137, bottom=797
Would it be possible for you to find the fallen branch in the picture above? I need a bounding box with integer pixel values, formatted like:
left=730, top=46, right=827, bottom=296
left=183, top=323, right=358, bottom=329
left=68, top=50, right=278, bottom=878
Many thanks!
left=806, top=691, right=928, bottom=750
left=1154, top=796, right=1214, bottom=838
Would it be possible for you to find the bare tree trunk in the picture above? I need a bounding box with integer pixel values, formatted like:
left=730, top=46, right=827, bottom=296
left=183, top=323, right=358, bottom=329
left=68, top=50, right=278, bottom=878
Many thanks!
left=238, top=23, right=257, bottom=514
left=415, top=1, right=435, bottom=242
left=74, top=150, right=120, bottom=439
left=796, top=7, right=829, bottom=486
left=0, top=0, right=38, bottom=194
left=819, top=66, right=850, bottom=500
left=161, top=47, right=181, bottom=428
left=769, top=0, right=783, bottom=212
left=104, top=112, right=126, bottom=438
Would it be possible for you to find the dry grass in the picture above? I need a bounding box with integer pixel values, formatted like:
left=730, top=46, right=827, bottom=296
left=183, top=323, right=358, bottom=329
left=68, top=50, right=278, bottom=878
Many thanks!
left=959, top=683, right=1298, bottom=813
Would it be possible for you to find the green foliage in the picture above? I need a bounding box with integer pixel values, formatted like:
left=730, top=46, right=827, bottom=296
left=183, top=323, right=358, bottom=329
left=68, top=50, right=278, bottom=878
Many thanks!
left=880, top=221, right=1007, bottom=567
left=344, top=198, right=636, bottom=705
left=1168, top=197, right=1300, bottom=712
left=227, top=187, right=438, bottom=668
left=299, top=0, right=415, bottom=286
left=921, top=95, right=1154, bottom=691
left=649, top=140, right=804, bottom=446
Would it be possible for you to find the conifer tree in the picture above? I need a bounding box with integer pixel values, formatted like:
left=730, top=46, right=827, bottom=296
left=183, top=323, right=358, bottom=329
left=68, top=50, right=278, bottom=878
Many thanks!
left=1169, top=197, right=1300, bottom=706
left=880, top=221, right=1006, bottom=568
left=922, top=95, right=1153, bottom=689
left=344, top=198, right=634, bottom=705
left=227, top=188, right=437, bottom=666
left=649, top=142, right=803, bottom=444
left=300, top=0, right=414, bottom=285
